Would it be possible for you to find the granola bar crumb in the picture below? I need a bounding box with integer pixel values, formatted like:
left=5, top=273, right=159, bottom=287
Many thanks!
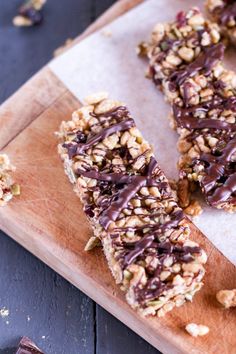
left=185, top=323, right=209, bottom=337
left=0, top=154, right=20, bottom=206
left=84, top=236, right=101, bottom=251
left=53, top=38, right=73, bottom=57
left=13, top=0, right=47, bottom=27
left=216, top=289, right=236, bottom=308
left=101, top=29, right=112, bottom=38
left=136, top=42, right=149, bottom=57
left=0, top=307, right=9, bottom=318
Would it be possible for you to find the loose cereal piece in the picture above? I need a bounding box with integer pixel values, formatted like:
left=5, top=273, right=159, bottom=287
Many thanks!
left=13, top=0, right=47, bottom=27
left=0, top=154, right=20, bottom=206
left=216, top=289, right=236, bottom=308
left=206, top=0, right=236, bottom=46
left=57, top=93, right=207, bottom=317
left=185, top=323, right=209, bottom=337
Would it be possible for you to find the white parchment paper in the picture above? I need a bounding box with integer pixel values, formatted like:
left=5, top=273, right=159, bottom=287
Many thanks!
left=49, top=0, right=236, bottom=266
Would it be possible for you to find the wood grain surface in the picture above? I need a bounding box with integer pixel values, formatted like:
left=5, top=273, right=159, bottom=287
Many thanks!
left=0, top=1, right=235, bottom=353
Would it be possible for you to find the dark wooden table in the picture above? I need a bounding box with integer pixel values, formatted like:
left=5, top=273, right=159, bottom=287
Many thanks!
left=0, top=1, right=160, bottom=353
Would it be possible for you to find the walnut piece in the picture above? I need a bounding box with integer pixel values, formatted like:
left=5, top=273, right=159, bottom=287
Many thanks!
left=184, top=200, right=203, bottom=218
left=185, top=323, right=209, bottom=337
left=216, top=289, right=236, bottom=308
left=177, top=179, right=190, bottom=208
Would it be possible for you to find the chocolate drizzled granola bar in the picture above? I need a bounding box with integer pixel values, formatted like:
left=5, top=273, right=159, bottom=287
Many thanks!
left=142, top=8, right=236, bottom=212
left=206, top=0, right=236, bottom=45
left=142, top=7, right=222, bottom=102
left=57, top=93, right=207, bottom=317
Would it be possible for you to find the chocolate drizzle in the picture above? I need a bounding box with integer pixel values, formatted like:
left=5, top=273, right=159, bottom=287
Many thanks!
left=78, top=157, right=164, bottom=230
left=169, top=43, right=225, bottom=89
left=167, top=41, right=236, bottom=207
left=173, top=97, right=236, bottom=131
left=76, top=118, right=135, bottom=155
left=63, top=106, right=134, bottom=158
left=134, top=242, right=201, bottom=302
left=122, top=210, right=185, bottom=267
left=199, top=136, right=236, bottom=205
left=220, top=2, right=236, bottom=25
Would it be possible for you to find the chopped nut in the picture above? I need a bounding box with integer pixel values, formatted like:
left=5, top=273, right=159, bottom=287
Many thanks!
left=188, top=14, right=205, bottom=27
left=13, top=16, right=32, bottom=27
left=11, top=184, right=21, bottom=196
left=216, top=289, right=236, bottom=308
left=177, top=179, right=190, bottom=208
left=185, top=323, right=209, bottom=337
left=151, top=23, right=165, bottom=43
left=84, top=92, right=108, bottom=105
left=166, top=54, right=182, bottom=66
left=184, top=200, right=202, bottom=218
left=178, top=47, right=194, bottom=62
left=94, top=99, right=122, bottom=114
left=136, top=42, right=149, bottom=57
left=84, top=236, right=101, bottom=251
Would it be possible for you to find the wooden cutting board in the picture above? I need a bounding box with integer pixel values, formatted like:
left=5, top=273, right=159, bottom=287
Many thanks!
left=0, top=1, right=235, bottom=353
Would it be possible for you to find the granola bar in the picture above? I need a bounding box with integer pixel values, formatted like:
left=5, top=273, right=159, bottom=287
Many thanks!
left=143, top=9, right=236, bottom=212
left=0, top=154, right=20, bottom=206
left=57, top=93, right=207, bottom=317
left=173, top=66, right=236, bottom=212
left=206, top=0, right=236, bottom=45
left=141, top=7, right=222, bottom=102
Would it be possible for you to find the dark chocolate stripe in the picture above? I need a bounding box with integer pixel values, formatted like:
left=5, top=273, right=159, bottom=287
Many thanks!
left=99, top=157, right=160, bottom=230
left=76, top=169, right=133, bottom=184
left=208, top=172, right=236, bottom=205
left=173, top=100, right=236, bottom=131
left=169, top=43, right=225, bottom=87
left=100, top=175, right=147, bottom=230
left=220, top=2, right=236, bottom=25
left=123, top=210, right=184, bottom=266
left=200, top=135, right=236, bottom=203
left=76, top=118, right=135, bottom=154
